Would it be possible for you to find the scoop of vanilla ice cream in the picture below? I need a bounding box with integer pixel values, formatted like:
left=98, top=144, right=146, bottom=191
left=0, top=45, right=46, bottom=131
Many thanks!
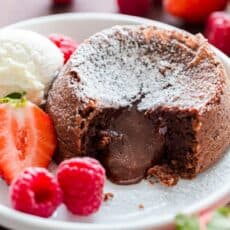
left=0, top=29, right=64, bottom=104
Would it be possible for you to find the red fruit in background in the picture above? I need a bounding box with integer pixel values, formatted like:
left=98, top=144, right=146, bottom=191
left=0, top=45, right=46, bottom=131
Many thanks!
left=153, top=0, right=162, bottom=6
left=205, top=12, right=230, bottom=56
left=117, top=0, right=151, bottom=17
left=10, top=168, right=62, bottom=218
left=57, top=157, right=105, bottom=216
left=163, top=0, right=228, bottom=23
left=49, top=34, right=78, bottom=64
left=53, top=0, right=72, bottom=4
left=0, top=95, right=56, bottom=184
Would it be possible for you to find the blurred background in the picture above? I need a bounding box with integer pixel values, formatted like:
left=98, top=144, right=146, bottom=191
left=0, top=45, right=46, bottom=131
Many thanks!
left=0, top=0, right=229, bottom=56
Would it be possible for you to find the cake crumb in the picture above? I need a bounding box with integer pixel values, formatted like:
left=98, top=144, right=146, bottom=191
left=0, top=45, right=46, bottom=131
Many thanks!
left=103, top=192, right=114, bottom=202
left=138, top=204, right=144, bottom=209
left=146, top=175, right=158, bottom=185
left=147, top=164, right=179, bottom=187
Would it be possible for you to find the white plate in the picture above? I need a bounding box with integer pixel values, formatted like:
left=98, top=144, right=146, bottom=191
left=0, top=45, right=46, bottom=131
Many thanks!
left=0, top=13, right=230, bottom=230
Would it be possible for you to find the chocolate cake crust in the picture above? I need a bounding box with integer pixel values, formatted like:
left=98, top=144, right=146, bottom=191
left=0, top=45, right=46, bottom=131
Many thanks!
left=46, top=25, right=230, bottom=185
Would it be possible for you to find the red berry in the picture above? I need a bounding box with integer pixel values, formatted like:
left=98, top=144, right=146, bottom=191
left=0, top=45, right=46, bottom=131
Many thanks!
left=49, top=34, right=78, bottom=64
left=10, top=168, right=62, bottom=218
left=205, top=12, right=230, bottom=56
left=57, top=157, right=105, bottom=216
left=163, top=0, right=228, bottom=23
left=0, top=97, right=57, bottom=184
left=117, top=0, right=151, bottom=17
left=53, top=0, right=72, bottom=4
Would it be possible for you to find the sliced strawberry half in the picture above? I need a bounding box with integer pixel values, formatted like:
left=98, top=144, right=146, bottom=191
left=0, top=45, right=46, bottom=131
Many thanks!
left=0, top=96, right=57, bottom=184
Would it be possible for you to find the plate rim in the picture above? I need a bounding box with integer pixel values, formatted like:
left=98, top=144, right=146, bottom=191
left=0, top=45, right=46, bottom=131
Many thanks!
left=0, top=12, right=230, bottom=230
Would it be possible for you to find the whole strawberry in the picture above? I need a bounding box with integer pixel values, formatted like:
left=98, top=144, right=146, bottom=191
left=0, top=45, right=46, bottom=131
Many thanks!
left=0, top=93, right=56, bottom=184
left=117, top=0, right=151, bottom=17
left=163, top=0, right=228, bottom=23
left=205, top=12, right=230, bottom=56
left=10, top=167, right=62, bottom=218
left=57, top=157, right=105, bottom=216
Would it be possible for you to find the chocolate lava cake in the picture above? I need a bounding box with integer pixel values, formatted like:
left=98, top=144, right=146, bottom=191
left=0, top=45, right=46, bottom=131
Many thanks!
left=46, top=25, right=230, bottom=186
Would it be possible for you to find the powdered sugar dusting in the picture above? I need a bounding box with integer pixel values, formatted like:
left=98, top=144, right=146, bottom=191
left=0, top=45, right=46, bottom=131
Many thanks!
left=69, top=25, right=224, bottom=111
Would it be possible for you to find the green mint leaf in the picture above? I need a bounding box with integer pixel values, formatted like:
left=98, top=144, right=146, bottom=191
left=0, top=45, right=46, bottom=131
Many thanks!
left=0, top=92, right=27, bottom=107
left=175, top=214, right=200, bottom=230
left=216, top=207, right=230, bottom=217
left=6, top=92, right=26, bottom=99
left=207, top=208, right=230, bottom=230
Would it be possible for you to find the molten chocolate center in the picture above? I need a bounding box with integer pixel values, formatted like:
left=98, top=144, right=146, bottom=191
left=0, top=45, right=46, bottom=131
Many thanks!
left=100, top=107, right=164, bottom=185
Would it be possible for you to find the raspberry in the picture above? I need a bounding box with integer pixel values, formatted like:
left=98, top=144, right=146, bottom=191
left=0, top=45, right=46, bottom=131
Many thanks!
left=57, top=157, right=105, bottom=216
left=10, top=168, right=62, bottom=218
left=117, top=0, right=151, bottom=17
left=205, top=12, right=230, bottom=56
left=49, top=34, right=78, bottom=64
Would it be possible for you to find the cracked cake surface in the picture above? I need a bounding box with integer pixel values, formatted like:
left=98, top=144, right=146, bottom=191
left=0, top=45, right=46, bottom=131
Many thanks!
left=46, top=25, right=230, bottom=185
